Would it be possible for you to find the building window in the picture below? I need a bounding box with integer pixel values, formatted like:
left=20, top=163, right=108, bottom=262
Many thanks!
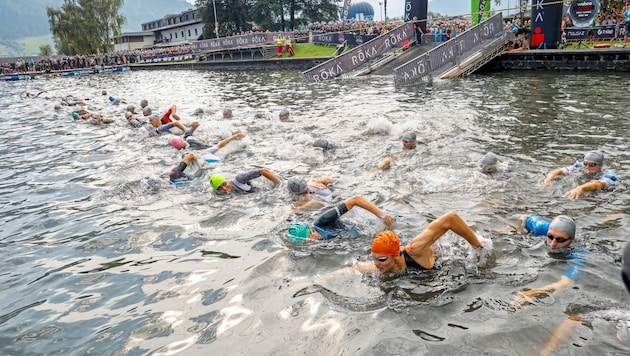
left=181, top=31, right=184, bottom=38
left=188, top=29, right=191, bottom=37
left=170, top=33, right=173, bottom=39
left=175, top=32, right=178, bottom=39
left=195, top=28, right=198, bottom=36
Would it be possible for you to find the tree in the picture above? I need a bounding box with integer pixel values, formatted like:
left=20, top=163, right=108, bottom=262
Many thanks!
left=249, top=0, right=339, bottom=32
left=47, top=0, right=125, bottom=55
left=39, top=44, right=53, bottom=56
left=195, top=0, right=251, bottom=38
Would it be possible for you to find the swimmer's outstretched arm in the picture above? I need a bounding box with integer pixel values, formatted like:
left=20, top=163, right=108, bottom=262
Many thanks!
left=310, top=177, right=334, bottom=186
left=407, top=211, right=483, bottom=256
left=540, top=316, right=581, bottom=356
left=171, top=121, right=186, bottom=132
left=368, top=150, right=409, bottom=173
left=260, top=168, right=281, bottom=186
left=543, top=168, right=566, bottom=185
left=511, top=276, right=574, bottom=308
left=564, top=180, right=606, bottom=200
left=343, top=195, right=394, bottom=228
left=216, top=132, right=245, bottom=149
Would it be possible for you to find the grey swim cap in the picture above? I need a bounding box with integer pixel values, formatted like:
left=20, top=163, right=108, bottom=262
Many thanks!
left=223, top=108, right=232, bottom=116
left=126, top=104, right=135, bottom=113
left=124, top=112, right=133, bottom=119
left=313, top=139, right=334, bottom=150
left=142, top=107, right=152, bottom=116
left=549, top=215, right=576, bottom=239
left=279, top=108, right=290, bottom=117
left=584, top=151, right=604, bottom=166
left=140, top=99, right=148, bottom=108
left=402, top=132, right=416, bottom=142
left=479, top=152, right=498, bottom=166
left=193, top=108, right=204, bottom=115
left=287, top=177, right=307, bottom=194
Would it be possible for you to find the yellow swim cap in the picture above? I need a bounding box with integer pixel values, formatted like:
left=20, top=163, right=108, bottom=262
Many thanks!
left=209, top=174, right=226, bottom=190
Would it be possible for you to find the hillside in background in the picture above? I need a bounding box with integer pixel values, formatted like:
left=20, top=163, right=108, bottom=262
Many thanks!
left=0, top=0, right=193, bottom=56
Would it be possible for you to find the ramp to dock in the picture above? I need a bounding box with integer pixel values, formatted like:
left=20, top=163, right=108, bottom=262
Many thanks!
left=394, top=13, right=507, bottom=86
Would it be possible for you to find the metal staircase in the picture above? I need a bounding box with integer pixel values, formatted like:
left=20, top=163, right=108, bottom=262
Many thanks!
left=439, top=36, right=510, bottom=79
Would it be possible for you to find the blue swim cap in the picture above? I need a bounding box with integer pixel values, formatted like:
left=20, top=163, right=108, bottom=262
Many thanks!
left=108, top=96, right=115, bottom=102
left=288, top=222, right=311, bottom=243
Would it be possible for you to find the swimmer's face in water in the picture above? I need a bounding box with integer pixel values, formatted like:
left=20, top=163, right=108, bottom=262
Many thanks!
left=218, top=182, right=233, bottom=194
left=402, top=139, right=416, bottom=150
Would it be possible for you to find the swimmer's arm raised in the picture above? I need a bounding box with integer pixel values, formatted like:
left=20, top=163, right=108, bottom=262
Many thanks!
left=260, top=168, right=282, bottom=186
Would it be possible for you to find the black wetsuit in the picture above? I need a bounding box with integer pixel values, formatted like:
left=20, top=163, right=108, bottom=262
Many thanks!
left=402, top=249, right=429, bottom=271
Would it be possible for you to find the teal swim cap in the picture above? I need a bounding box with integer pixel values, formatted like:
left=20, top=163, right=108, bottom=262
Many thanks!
left=72, top=112, right=80, bottom=119
left=288, top=222, right=311, bottom=243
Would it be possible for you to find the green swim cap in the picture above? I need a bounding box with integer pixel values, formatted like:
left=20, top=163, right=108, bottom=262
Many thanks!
left=288, top=222, right=311, bottom=243
left=72, top=112, right=80, bottom=119
left=209, top=174, right=226, bottom=190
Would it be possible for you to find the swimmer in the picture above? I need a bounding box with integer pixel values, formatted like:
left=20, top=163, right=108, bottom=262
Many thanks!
left=210, top=168, right=281, bottom=194
left=540, top=236, right=630, bottom=355
left=543, top=150, right=618, bottom=199
left=170, top=131, right=245, bottom=160
left=313, top=139, right=336, bottom=150
left=148, top=115, right=187, bottom=135
left=369, top=131, right=418, bottom=173
left=512, top=215, right=587, bottom=307
left=287, top=195, right=394, bottom=243
left=478, top=152, right=500, bottom=173
left=223, top=108, right=233, bottom=119
left=279, top=108, right=290, bottom=121
left=169, top=153, right=199, bottom=184
left=159, top=105, right=182, bottom=124
left=287, top=176, right=335, bottom=210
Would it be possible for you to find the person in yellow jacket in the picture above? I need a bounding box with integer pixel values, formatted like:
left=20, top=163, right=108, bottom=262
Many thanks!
left=285, top=35, right=294, bottom=56
left=276, top=36, right=284, bottom=57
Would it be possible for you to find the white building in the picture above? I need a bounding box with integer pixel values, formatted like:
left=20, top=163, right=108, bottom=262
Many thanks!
left=113, top=8, right=203, bottom=51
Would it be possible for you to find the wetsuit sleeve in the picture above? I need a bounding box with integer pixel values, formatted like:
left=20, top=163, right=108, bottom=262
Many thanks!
left=599, top=171, right=618, bottom=188
left=562, top=249, right=589, bottom=281
left=313, top=202, right=349, bottom=229
left=524, top=215, right=550, bottom=237
left=156, top=123, right=175, bottom=133
left=169, top=161, right=189, bottom=182
left=234, top=170, right=262, bottom=185
left=561, top=162, right=581, bottom=175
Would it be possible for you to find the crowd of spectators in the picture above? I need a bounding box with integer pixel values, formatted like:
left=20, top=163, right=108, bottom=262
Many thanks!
left=1, top=44, right=194, bottom=75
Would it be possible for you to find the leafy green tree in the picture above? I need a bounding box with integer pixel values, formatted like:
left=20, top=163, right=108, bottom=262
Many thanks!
left=47, top=0, right=125, bottom=55
left=249, top=0, right=339, bottom=31
left=195, top=0, right=251, bottom=38
left=39, top=44, right=53, bottom=56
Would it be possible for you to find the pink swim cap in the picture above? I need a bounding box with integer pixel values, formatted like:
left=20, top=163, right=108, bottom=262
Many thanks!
left=170, top=137, right=187, bottom=150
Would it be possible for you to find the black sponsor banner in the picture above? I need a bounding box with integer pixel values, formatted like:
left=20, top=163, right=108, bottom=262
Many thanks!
left=312, top=33, right=377, bottom=46
left=404, top=0, right=428, bottom=34
left=303, top=23, right=415, bottom=82
left=564, top=25, right=618, bottom=40
left=530, top=0, right=563, bottom=49
left=565, top=27, right=588, bottom=40
left=192, top=32, right=293, bottom=51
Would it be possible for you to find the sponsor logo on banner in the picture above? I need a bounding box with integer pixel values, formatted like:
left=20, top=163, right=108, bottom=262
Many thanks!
left=192, top=33, right=293, bottom=52
left=303, top=23, right=415, bottom=82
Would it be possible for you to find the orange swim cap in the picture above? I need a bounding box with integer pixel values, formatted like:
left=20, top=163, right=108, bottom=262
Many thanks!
left=371, top=230, right=400, bottom=256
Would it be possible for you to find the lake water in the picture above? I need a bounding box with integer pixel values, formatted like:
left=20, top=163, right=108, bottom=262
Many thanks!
left=1, top=69, right=629, bottom=355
